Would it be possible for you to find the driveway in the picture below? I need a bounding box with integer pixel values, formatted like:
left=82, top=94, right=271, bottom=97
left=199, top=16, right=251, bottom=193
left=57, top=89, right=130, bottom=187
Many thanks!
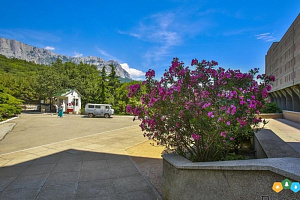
left=0, top=114, right=140, bottom=154
left=0, top=114, right=163, bottom=199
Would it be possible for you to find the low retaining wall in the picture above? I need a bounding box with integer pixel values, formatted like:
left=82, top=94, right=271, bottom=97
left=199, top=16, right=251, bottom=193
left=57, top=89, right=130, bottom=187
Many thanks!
left=163, top=154, right=300, bottom=200
left=20, top=104, right=39, bottom=110
left=256, top=113, right=283, bottom=119
left=283, top=110, right=300, bottom=123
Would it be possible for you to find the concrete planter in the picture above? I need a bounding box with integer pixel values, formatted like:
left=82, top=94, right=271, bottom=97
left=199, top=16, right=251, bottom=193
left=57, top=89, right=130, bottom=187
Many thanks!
left=163, top=154, right=300, bottom=200
left=283, top=110, right=300, bottom=123
left=255, top=113, right=283, bottom=119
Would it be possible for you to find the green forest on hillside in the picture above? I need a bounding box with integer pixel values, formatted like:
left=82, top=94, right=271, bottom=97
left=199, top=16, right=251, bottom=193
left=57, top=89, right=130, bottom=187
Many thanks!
left=0, top=55, right=142, bottom=120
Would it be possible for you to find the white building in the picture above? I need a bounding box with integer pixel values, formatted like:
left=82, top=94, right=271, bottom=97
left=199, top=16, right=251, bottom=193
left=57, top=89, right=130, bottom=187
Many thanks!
left=55, top=89, right=82, bottom=114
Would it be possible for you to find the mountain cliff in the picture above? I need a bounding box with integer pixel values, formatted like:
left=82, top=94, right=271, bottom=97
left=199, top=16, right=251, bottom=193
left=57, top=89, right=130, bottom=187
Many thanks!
left=0, top=37, right=131, bottom=78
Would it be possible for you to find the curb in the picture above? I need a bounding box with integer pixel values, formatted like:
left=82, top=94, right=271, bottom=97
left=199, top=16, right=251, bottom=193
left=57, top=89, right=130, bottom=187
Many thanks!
left=0, top=116, right=19, bottom=125
left=128, top=156, right=162, bottom=200
left=0, top=123, right=16, bottom=141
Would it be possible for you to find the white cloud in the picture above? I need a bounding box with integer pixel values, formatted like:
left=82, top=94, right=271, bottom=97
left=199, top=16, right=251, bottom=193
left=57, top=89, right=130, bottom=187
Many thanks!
left=122, top=13, right=181, bottom=66
left=118, top=30, right=141, bottom=38
left=96, top=47, right=118, bottom=61
left=73, top=52, right=83, bottom=57
left=45, top=46, right=55, bottom=50
left=120, top=63, right=145, bottom=79
left=119, top=10, right=208, bottom=67
left=137, top=13, right=181, bottom=45
left=223, top=27, right=255, bottom=36
left=255, top=33, right=276, bottom=42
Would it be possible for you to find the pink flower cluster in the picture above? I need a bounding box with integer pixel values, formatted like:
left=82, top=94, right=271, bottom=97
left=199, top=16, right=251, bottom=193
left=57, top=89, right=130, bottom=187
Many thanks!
left=126, top=57, right=273, bottom=162
left=127, top=84, right=141, bottom=98
left=145, top=69, right=155, bottom=79
left=192, top=133, right=200, bottom=141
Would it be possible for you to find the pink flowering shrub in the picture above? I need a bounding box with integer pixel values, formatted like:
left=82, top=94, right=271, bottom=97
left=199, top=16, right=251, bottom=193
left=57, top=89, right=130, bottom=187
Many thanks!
left=127, top=58, right=274, bottom=162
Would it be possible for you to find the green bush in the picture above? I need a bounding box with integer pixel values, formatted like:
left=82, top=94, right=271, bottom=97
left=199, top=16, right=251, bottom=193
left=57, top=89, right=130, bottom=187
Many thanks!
left=260, top=102, right=282, bottom=113
left=0, top=88, right=23, bottom=121
left=0, top=104, right=21, bottom=117
left=80, top=108, right=84, bottom=115
left=127, top=58, right=274, bottom=162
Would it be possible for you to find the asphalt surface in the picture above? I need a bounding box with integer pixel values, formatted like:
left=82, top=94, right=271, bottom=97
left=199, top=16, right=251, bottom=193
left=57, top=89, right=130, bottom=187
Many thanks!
left=0, top=113, right=162, bottom=200
left=0, top=114, right=138, bottom=154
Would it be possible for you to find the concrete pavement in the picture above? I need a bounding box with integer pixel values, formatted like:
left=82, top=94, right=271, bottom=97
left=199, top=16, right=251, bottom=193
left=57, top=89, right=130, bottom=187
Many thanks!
left=0, top=114, right=163, bottom=200
left=264, top=118, right=300, bottom=154
left=0, top=114, right=142, bottom=154
left=2, top=114, right=300, bottom=199
left=0, top=123, right=15, bottom=141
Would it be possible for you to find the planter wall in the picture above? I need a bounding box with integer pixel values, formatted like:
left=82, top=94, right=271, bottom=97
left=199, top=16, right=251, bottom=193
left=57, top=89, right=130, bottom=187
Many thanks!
left=163, top=154, right=300, bottom=200
left=255, top=113, right=283, bottom=119
left=283, top=110, right=300, bottom=123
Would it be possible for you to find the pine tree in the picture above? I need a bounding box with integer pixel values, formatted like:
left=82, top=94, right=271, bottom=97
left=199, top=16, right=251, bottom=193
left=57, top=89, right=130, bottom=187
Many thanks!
left=99, top=66, right=108, bottom=103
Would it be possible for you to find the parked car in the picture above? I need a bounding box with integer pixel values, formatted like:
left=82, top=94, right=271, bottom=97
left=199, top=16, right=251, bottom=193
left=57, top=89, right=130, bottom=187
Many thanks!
left=84, top=103, right=114, bottom=118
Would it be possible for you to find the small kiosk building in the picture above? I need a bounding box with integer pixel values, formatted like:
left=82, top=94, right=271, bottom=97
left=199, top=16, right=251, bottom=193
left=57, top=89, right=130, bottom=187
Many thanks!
left=55, top=89, right=82, bottom=114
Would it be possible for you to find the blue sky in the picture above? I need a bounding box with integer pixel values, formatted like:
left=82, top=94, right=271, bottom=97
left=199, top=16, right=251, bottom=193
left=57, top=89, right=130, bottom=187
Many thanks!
left=0, top=0, right=299, bottom=79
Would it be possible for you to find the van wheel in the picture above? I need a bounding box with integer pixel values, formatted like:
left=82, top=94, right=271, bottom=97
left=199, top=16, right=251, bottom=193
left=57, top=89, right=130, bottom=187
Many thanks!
left=104, top=113, right=110, bottom=118
left=88, top=113, right=94, bottom=118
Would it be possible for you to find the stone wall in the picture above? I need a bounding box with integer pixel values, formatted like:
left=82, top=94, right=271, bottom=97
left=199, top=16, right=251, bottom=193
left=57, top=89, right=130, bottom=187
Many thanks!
left=265, top=14, right=300, bottom=93
left=163, top=154, right=300, bottom=200
left=266, top=14, right=300, bottom=113
left=283, top=110, right=300, bottom=123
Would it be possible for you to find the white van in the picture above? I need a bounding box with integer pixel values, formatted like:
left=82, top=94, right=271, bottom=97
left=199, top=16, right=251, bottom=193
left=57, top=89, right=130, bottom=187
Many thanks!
left=84, top=103, right=114, bottom=118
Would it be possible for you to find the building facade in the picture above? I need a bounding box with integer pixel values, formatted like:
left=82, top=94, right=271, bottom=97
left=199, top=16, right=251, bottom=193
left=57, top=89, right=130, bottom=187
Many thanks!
left=55, top=89, right=82, bottom=114
left=265, top=14, right=300, bottom=111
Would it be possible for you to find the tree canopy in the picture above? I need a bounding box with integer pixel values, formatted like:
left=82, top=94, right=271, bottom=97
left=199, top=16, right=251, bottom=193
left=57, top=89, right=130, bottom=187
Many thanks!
left=0, top=55, right=142, bottom=118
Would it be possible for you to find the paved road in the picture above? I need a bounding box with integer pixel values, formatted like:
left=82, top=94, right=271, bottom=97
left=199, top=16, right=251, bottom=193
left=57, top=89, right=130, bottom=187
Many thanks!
left=0, top=114, right=138, bottom=154
left=0, top=114, right=162, bottom=199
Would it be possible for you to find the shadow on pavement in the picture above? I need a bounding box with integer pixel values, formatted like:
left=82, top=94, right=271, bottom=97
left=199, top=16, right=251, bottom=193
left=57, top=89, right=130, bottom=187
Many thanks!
left=270, top=118, right=300, bottom=155
left=0, top=149, right=162, bottom=200
left=274, top=118, right=300, bottom=130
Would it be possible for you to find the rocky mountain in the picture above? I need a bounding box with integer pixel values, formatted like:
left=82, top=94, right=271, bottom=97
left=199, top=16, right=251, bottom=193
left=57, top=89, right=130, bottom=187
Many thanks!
left=0, top=37, right=131, bottom=78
